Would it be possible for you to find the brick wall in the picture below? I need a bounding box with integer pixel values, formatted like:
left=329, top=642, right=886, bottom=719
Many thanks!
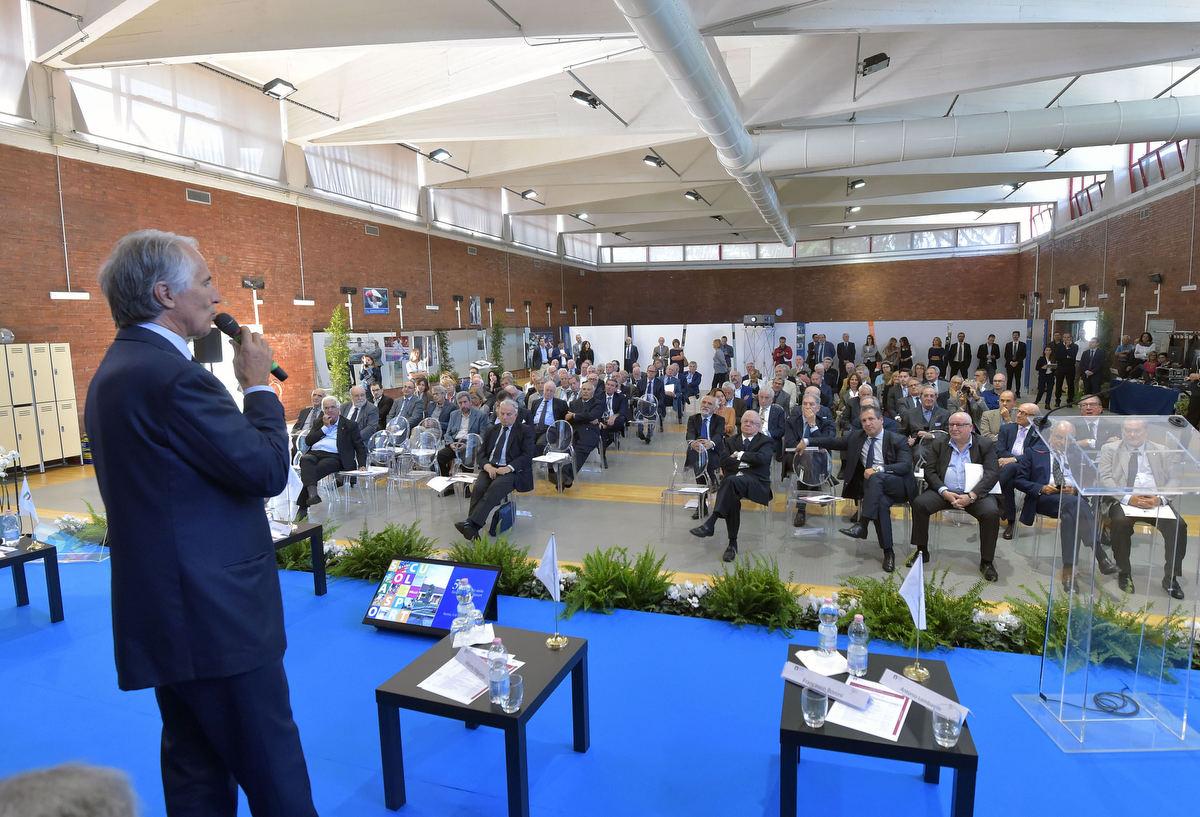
left=3, top=140, right=1199, bottom=424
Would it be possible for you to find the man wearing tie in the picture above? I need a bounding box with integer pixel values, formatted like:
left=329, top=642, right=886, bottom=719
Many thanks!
left=529, top=380, right=568, bottom=449
left=1098, top=419, right=1188, bottom=598
left=949, top=332, right=973, bottom=380
left=454, top=401, right=534, bottom=541
left=635, top=365, right=666, bottom=443
left=435, top=392, right=489, bottom=477
left=836, top=333, right=856, bottom=371
left=623, top=336, right=638, bottom=373
left=1004, top=331, right=1027, bottom=397
left=683, top=361, right=703, bottom=405
left=341, top=385, right=379, bottom=439
left=1080, top=338, right=1106, bottom=395
left=653, top=336, right=670, bottom=368
left=900, top=385, right=950, bottom=462
left=558, top=382, right=604, bottom=489
left=995, top=403, right=1041, bottom=540
left=664, top=363, right=684, bottom=423
left=690, top=411, right=774, bottom=562
left=386, top=380, right=425, bottom=427
left=1053, top=332, right=1079, bottom=407
left=754, top=386, right=786, bottom=475
left=977, top=333, right=1000, bottom=377
left=685, top=395, right=726, bottom=517
left=815, top=334, right=836, bottom=370
left=784, top=393, right=836, bottom=527
left=806, top=406, right=916, bottom=572
left=1071, top=394, right=1119, bottom=453
left=598, top=376, right=629, bottom=461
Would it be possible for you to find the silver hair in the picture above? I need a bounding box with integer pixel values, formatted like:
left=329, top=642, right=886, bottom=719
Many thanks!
left=0, top=763, right=138, bottom=817
left=98, top=230, right=200, bottom=329
left=432, top=385, right=446, bottom=396
left=921, top=384, right=938, bottom=396
left=321, top=395, right=339, bottom=408
left=454, top=390, right=471, bottom=403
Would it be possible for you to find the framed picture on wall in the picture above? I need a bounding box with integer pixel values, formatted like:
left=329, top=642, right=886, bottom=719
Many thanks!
left=468, top=295, right=482, bottom=327
left=363, top=287, right=389, bottom=315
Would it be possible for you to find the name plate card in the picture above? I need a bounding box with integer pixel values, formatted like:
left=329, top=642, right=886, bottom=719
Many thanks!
left=878, top=668, right=970, bottom=721
left=781, top=661, right=870, bottom=710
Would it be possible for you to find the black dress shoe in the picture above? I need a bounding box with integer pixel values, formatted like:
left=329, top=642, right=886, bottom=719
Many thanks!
left=691, top=509, right=701, bottom=520
left=904, top=549, right=930, bottom=568
left=839, top=523, right=869, bottom=540
left=454, top=521, right=480, bottom=541
left=721, top=543, right=738, bottom=562
left=980, top=561, right=999, bottom=582
left=1095, top=547, right=1117, bottom=575
left=792, top=508, right=807, bottom=527
left=1117, top=573, right=1134, bottom=593
left=1162, top=576, right=1185, bottom=600
left=1001, top=522, right=1015, bottom=540
left=690, top=523, right=715, bottom=538
left=882, top=550, right=895, bottom=573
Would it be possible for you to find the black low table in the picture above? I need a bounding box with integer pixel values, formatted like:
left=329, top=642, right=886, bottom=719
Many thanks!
left=780, top=651, right=977, bottom=817
left=2, top=535, right=63, bottom=622
left=271, top=521, right=325, bottom=595
left=376, top=625, right=589, bottom=817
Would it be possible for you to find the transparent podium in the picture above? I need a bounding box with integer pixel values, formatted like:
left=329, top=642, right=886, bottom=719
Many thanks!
left=1015, top=415, right=1200, bottom=752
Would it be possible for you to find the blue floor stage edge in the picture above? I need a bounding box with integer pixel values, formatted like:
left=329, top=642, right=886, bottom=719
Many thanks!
left=1, top=560, right=1196, bottom=816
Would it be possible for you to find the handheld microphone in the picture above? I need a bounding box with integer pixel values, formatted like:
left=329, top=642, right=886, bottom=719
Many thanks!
left=213, top=313, right=289, bottom=381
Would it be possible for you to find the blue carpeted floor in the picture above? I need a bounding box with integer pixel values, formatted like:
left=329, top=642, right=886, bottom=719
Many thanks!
left=1, top=560, right=1196, bottom=816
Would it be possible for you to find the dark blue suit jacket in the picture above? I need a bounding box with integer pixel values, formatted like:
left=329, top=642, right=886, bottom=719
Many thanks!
left=482, top=420, right=534, bottom=492
left=85, top=326, right=290, bottom=691
left=996, top=422, right=1040, bottom=459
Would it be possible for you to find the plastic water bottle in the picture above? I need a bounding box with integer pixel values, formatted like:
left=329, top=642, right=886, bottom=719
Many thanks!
left=817, top=598, right=838, bottom=655
left=1, top=511, right=19, bottom=545
left=487, top=637, right=510, bottom=705
left=449, top=578, right=479, bottom=641
left=847, top=614, right=869, bottom=677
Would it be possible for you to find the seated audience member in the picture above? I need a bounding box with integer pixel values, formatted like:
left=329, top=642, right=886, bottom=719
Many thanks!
left=1072, top=393, right=1120, bottom=452
left=342, top=385, right=379, bottom=439
left=810, top=371, right=833, bottom=408
left=839, top=382, right=871, bottom=429
left=806, top=405, right=917, bottom=572
left=664, top=363, right=685, bottom=423
left=1114, top=333, right=1135, bottom=378
left=291, top=388, right=326, bottom=457
left=297, top=396, right=368, bottom=519
left=784, top=392, right=836, bottom=527
left=977, top=390, right=1015, bottom=441
left=851, top=395, right=898, bottom=433
left=1098, top=418, right=1189, bottom=598
left=555, top=382, right=604, bottom=488
left=1014, top=419, right=1114, bottom=591
left=685, top=394, right=726, bottom=515
left=454, top=401, right=534, bottom=541
left=684, top=361, right=703, bottom=404
left=900, top=385, right=950, bottom=461
left=885, top=369, right=912, bottom=417
left=690, top=411, right=774, bottom=563
left=386, top=380, right=426, bottom=427
left=911, top=362, right=926, bottom=387
left=426, top=384, right=455, bottom=434
left=938, top=375, right=983, bottom=427
left=1130, top=331, right=1156, bottom=378
left=529, top=380, right=569, bottom=448
left=775, top=364, right=798, bottom=402
left=436, top=392, right=489, bottom=477
left=923, top=365, right=949, bottom=394
left=995, top=402, right=1041, bottom=540
left=371, top=383, right=394, bottom=432
left=982, top=372, right=1007, bottom=410
left=908, top=411, right=1003, bottom=581
left=597, top=375, right=630, bottom=457
left=754, top=385, right=786, bottom=473
left=635, top=364, right=666, bottom=442
left=714, top=387, right=738, bottom=431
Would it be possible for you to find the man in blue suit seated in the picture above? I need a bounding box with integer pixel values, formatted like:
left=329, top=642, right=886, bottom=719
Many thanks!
left=435, top=391, right=489, bottom=477
left=690, top=410, right=774, bottom=563
left=1014, top=420, right=1114, bottom=592
left=455, top=400, right=534, bottom=540
left=299, top=395, right=369, bottom=518
left=85, top=230, right=319, bottom=816
left=995, top=402, right=1041, bottom=541
left=683, top=361, right=703, bottom=403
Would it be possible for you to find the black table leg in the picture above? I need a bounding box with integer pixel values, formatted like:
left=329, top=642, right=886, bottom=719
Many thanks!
left=924, top=763, right=941, bottom=783
left=377, top=701, right=406, bottom=809
left=571, top=654, right=590, bottom=752
left=504, top=722, right=529, bottom=817
left=43, top=551, right=63, bottom=622
left=779, top=739, right=798, bottom=817
left=951, top=766, right=977, bottom=817
left=308, top=527, right=327, bottom=596
left=11, top=562, right=28, bottom=606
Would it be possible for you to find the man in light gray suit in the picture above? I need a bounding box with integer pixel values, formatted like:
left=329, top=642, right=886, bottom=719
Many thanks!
left=341, top=385, right=379, bottom=439
left=386, top=379, right=426, bottom=427
left=977, top=390, right=1015, bottom=441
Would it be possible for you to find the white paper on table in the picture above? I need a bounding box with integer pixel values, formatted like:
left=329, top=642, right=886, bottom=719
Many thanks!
left=796, top=648, right=849, bottom=677
left=878, top=668, right=971, bottom=720
left=780, top=662, right=870, bottom=709
left=1119, top=502, right=1176, bottom=520
left=417, top=650, right=526, bottom=705
left=268, top=520, right=294, bottom=540
left=677, top=485, right=708, bottom=494
left=825, top=678, right=912, bottom=741
left=0, top=545, right=15, bottom=555
left=426, top=476, right=456, bottom=493
left=533, top=452, right=571, bottom=464
left=452, top=623, right=495, bottom=648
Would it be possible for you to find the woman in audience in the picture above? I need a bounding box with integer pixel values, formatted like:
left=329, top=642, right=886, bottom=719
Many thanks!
left=882, top=337, right=900, bottom=369
left=927, top=335, right=948, bottom=377
left=861, top=334, right=880, bottom=378
left=1034, top=345, right=1056, bottom=408
left=1131, top=331, right=1156, bottom=377
left=668, top=339, right=686, bottom=371
left=912, top=362, right=926, bottom=385
left=742, top=370, right=761, bottom=401
left=898, top=336, right=914, bottom=370
left=838, top=371, right=862, bottom=404
left=873, top=359, right=893, bottom=391
left=484, top=370, right=501, bottom=398
left=712, top=387, right=737, bottom=433
left=710, top=338, right=728, bottom=390
left=578, top=340, right=595, bottom=365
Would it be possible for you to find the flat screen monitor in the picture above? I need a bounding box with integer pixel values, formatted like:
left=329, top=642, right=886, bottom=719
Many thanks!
left=362, top=557, right=501, bottom=636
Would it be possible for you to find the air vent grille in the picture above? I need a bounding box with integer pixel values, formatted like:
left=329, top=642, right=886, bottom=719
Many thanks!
left=364, top=224, right=379, bottom=236
left=467, top=246, right=477, bottom=255
left=185, top=188, right=211, bottom=205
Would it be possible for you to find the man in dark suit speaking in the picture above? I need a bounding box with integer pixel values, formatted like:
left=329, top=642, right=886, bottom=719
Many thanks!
left=690, top=410, right=774, bottom=562
left=455, top=400, right=534, bottom=540
left=85, top=230, right=318, bottom=816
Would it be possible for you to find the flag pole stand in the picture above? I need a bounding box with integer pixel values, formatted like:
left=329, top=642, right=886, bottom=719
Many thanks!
left=544, top=530, right=568, bottom=650
left=903, top=629, right=929, bottom=683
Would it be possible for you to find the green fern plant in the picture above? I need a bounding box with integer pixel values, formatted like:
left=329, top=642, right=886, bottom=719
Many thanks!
left=328, top=522, right=437, bottom=582
left=702, top=555, right=805, bottom=633
left=447, top=533, right=536, bottom=596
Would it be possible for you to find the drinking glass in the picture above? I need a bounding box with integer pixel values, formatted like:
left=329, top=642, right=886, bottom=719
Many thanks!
left=800, top=687, right=828, bottom=728
left=502, top=674, right=524, bottom=714
left=932, top=704, right=963, bottom=748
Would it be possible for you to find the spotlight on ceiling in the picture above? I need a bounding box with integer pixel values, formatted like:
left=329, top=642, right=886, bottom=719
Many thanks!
left=846, top=205, right=862, bottom=214
left=683, top=190, right=702, bottom=201
left=428, top=148, right=452, bottom=163
left=573, top=212, right=589, bottom=221
left=519, top=189, right=538, bottom=200
left=570, top=90, right=601, bottom=109
left=262, top=78, right=297, bottom=99
left=643, top=154, right=665, bottom=168
left=845, top=224, right=857, bottom=230
left=1001, top=182, right=1019, bottom=193
left=848, top=178, right=867, bottom=190
left=858, top=52, right=890, bottom=76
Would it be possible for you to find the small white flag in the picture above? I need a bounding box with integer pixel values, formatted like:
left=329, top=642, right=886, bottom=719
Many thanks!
left=18, top=476, right=39, bottom=529
left=534, top=534, right=561, bottom=602
left=898, top=557, right=926, bottom=631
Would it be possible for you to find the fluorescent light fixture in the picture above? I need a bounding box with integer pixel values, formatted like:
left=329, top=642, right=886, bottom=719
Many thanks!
left=847, top=205, right=862, bottom=213
left=519, top=189, right=538, bottom=200
left=683, top=190, right=702, bottom=201
left=1002, top=182, right=1019, bottom=193
left=859, top=52, right=890, bottom=76
left=49, top=290, right=90, bottom=300
left=570, top=90, right=601, bottom=108
left=428, top=148, right=451, bottom=163
left=262, top=78, right=297, bottom=99
left=293, top=298, right=315, bottom=306
left=848, top=178, right=867, bottom=190
left=845, top=224, right=856, bottom=230
left=643, top=154, right=665, bottom=167
left=573, top=212, right=589, bottom=220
